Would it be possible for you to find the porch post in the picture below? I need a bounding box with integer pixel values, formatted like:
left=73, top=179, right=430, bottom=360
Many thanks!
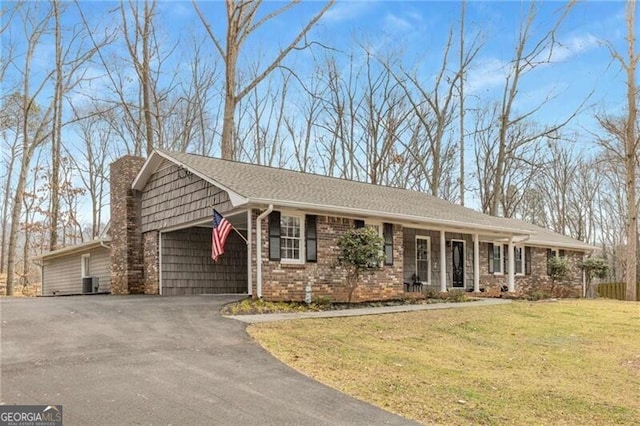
left=508, top=237, right=515, bottom=292
left=440, top=230, right=447, bottom=292
left=473, top=233, right=480, bottom=292
left=247, top=209, right=252, bottom=296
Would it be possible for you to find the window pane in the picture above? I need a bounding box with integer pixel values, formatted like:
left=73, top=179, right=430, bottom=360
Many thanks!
left=514, top=248, right=523, bottom=274
left=493, top=246, right=502, bottom=273
left=280, top=215, right=301, bottom=260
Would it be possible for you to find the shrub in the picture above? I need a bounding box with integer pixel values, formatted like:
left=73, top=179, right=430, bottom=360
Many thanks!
left=423, top=287, right=468, bottom=303
left=312, top=295, right=332, bottom=306
left=581, top=257, right=609, bottom=298
left=445, top=290, right=469, bottom=303
left=527, top=290, right=551, bottom=301
left=548, top=256, right=570, bottom=281
left=337, top=227, right=385, bottom=303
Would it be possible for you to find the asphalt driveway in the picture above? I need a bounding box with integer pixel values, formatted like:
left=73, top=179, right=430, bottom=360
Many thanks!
left=1, top=295, right=412, bottom=425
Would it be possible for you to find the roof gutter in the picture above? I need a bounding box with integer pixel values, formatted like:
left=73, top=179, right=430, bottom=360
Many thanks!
left=255, top=204, right=273, bottom=299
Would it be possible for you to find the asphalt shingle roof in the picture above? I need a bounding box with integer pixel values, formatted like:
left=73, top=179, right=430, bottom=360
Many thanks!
left=155, top=150, right=593, bottom=249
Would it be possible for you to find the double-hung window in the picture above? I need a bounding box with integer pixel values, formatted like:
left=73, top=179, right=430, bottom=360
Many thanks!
left=514, top=246, right=524, bottom=275
left=488, top=243, right=503, bottom=274
left=269, top=211, right=316, bottom=264
left=280, top=215, right=302, bottom=261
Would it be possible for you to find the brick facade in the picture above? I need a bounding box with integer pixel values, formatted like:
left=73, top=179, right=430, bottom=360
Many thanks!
left=253, top=211, right=405, bottom=302
left=110, top=156, right=146, bottom=295
left=479, top=243, right=584, bottom=297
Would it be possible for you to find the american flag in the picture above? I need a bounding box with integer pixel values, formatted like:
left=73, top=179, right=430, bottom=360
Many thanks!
left=212, top=209, right=233, bottom=262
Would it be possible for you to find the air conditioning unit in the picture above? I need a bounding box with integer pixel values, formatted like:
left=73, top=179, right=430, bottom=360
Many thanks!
left=82, top=277, right=93, bottom=294
left=82, top=277, right=100, bottom=294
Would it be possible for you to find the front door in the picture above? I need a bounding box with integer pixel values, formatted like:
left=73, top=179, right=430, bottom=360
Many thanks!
left=451, top=240, right=464, bottom=288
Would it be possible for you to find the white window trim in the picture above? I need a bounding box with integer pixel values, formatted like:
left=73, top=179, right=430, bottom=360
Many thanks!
left=514, top=246, right=526, bottom=276
left=81, top=254, right=91, bottom=278
left=415, top=236, right=431, bottom=285
left=279, top=212, right=305, bottom=265
left=492, top=243, right=504, bottom=275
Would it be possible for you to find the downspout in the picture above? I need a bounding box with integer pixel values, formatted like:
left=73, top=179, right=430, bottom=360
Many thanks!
left=256, top=205, right=274, bottom=299
left=158, top=231, right=163, bottom=295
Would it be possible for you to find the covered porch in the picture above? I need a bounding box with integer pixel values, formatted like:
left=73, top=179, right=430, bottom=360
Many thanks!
left=402, top=225, right=529, bottom=293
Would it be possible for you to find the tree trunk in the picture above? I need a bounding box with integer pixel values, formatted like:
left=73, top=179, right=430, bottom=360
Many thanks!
left=6, top=149, right=31, bottom=295
left=49, top=0, right=63, bottom=251
left=0, top=145, right=17, bottom=274
left=142, top=1, right=154, bottom=155
left=624, top=0, right=637, bottom=301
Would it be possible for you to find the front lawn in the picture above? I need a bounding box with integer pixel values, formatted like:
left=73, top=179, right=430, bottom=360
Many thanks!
left=248, top=299, right=640, bottom=425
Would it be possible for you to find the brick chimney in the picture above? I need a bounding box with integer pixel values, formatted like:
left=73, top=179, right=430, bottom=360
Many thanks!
left=110, top=155, right=146, bottom=295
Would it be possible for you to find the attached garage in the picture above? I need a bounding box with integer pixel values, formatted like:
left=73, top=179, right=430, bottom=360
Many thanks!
left=40, top=239, right=111, bottom=296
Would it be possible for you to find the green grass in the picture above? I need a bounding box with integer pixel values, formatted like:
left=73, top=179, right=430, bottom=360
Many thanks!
left=248, top=299, right=640, bottom=425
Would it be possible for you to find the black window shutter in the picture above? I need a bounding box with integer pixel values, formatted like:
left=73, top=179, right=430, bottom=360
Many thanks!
left=559, top=249, right=566, bottom=258
left=503, top=245, right=509, bottom=274
left=525, top=246, right=532, bottom=275
left=383, top=223, right=394, bottom=266
left=305, top=215, right=317, bottom=263
left=269, top=211, right=281, bottom=261
left=488, top=243, right=494, bottom=274
left=354, top=219, right=365, bottom=229
left=546, top=249, right=552, bottom=276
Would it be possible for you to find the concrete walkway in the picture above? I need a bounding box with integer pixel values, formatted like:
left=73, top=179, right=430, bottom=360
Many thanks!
left=228, top=297, right=512, bottom=324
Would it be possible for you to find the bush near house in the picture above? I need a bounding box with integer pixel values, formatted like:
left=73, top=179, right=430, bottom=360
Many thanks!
left=337, top=227, right=386, bottom=304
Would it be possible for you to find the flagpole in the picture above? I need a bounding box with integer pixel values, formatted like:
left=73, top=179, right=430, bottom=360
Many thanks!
left=232, top=227, right=248, bottom=245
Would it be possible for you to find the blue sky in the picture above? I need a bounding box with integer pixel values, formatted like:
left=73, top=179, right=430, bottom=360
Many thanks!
left=144, top=1, right=628, bottom=138
left=4, top=0, right=631, bottom=141
left=2, top=0, right=635, bottom=223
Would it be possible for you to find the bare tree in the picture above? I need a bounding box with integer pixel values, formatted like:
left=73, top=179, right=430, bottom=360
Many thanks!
left=48, top=0, right=63, bottom=251
left=120, top=0, right=157, bottom=155
left=68, top=105, right=113, bottom=238
left=193, top=0, right=334, bottom=160
left=384, top=21, right=480, bottom=199
left=3, top=2, right=56, bottom=295
left=3, top=1, right=99, bottom=294
left=283, top=64, right=326, bottom=173
left=610, top=0, right=639, bottom=301
left=484, top=1, right=580, bottom=216
left=0, top=96, right=22, bottom=274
